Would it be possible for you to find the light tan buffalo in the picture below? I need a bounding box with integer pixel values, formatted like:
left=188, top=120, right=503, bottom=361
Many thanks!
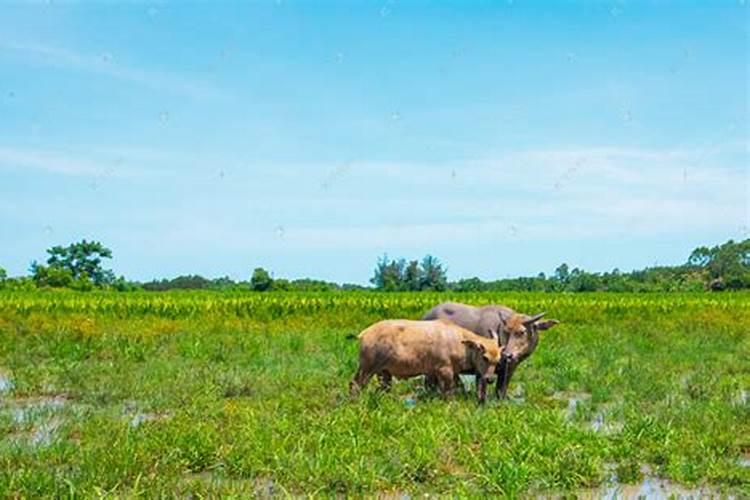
left=422, top=302, right=559, bottom=399
left=350, top=319, right=502, bottom=403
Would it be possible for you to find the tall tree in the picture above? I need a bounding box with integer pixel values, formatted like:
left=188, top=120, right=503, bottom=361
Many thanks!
left=403, top=260, right=423, bottom=291
left=419, top=255, right=447, bottom=291
left=688, top=239, right=750, bottom=289
left=250, top=267, right=274, bottom=291
left=370, top=255, right=406, bottom=291
left=32, top=239, right=115, bottom=287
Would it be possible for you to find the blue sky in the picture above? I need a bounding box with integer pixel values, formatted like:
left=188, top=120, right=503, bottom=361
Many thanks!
left=0, top=1, right=747, bottom=284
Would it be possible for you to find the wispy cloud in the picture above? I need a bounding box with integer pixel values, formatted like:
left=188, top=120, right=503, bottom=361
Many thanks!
left=304, top=143, right=746, bottom=201
left=0, top=147, right=112, bottom=177
left=1, top=142, right=745, bottom=252
left=0, top=146, right=164, bottom=179
left=0, top=41, right=225, bottom=99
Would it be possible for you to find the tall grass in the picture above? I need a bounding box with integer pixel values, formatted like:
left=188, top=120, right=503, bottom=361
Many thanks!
left=0, top=291, right=748, bottom=496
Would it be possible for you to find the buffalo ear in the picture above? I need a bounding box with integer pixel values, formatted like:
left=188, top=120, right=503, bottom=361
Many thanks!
left=536, top=319, right=559, bottom=331
left=461, top=339, right=486, bottom=353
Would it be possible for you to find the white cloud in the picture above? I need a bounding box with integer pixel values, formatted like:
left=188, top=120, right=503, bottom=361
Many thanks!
left=0, top=41, right=225, bottom=99
left=1, top=142, right=745, bottom=252
left=0, top=146, right=168, bottom=179
left=0, top=147, right=112, bottom=176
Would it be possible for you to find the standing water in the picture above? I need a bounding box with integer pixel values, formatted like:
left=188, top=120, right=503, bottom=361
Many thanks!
left=0, top=372, right=13, bottom=394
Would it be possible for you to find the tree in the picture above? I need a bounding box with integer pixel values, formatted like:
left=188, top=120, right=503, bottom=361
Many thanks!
left=688, top=246, right=712, bottom=267
left=288, top=278, right=339, bottom=292
left=251, top=267, right=273, bottom=291
left=419, top=255, right=447, bottom=291
left=554, top=263, right=570, bottom=283
left=142, top=275, right=212, bottom=291
left=30, top=262, right=74, bottom=288
left=403, top=260, right=423, bottom=291
left=370, top=254, right=448, bottom=291
left=209, top=276, right=235, bottom=290
left=168, top=275, right=211, bottom=289
left=568, top=268, right=600, bottom=292
left=452, top=277, right=484, bottom=292
left=687, top=239, right=750, bottom=290
left=370, top=255, right=406, bottom=291
left=272, top=278, right=291, bottom=291
left=111, top=276, right=140, bottom=292
left=42, top=239, right=115, bottom=286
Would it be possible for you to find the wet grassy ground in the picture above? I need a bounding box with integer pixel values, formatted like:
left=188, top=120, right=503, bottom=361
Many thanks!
left=0, top=292, right=748, bottom=496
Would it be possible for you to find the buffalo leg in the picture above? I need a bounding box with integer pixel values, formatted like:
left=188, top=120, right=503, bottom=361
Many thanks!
left=495, top=360, right=516, bottom=399
left=476, top=377, right=488, bottom=404
left=495, top=358, right=507, bottom=394
left=350, top=368, right=373, bottom=396
left=424, top=373, right=439, bottom=392
left=436, top=368, right=455, bottom=397
left=377, top=371, right=393, bottom=391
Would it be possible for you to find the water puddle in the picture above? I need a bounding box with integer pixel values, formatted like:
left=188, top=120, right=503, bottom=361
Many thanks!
left=1, top=395, right=71, bottom=448
left=29, top=417, right=63, bottom=446
left=585, top=477, right=731, bottom=499
left=4, top=395, right=68, bottom=421
left=129, top=412, right=170, bottom=428
left=551, top=392, right=624, bottom=434
left=552, top=391, right=591, bottom=420
left=588, top=409, right=623, bottom=435
left=123, top=401, right=171, bottom=428
left=182, top=472, right=277, bottom=497
left=736, top=389, right=748, bottom=406
left=572, top=465, right=733, bottom=499
left=591, top=412, right=605, bottom=432
left=0, top=372, right=13, bottom=394
left=378, top=493, right=412, bottom=500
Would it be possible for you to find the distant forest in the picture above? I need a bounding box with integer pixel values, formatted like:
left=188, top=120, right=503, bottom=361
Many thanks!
left=0, top=239, right=748, bottom=293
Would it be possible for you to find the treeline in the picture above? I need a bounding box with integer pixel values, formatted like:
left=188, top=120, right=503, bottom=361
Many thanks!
left=0, top=239, right=748, bottom=293
left=368, top=240, right=750, bottom=292
left=140, top=273, right=364, bottom=292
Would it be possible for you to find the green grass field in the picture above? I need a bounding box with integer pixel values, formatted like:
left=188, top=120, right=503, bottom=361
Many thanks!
left=0, top=291, right=748, bottom=497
